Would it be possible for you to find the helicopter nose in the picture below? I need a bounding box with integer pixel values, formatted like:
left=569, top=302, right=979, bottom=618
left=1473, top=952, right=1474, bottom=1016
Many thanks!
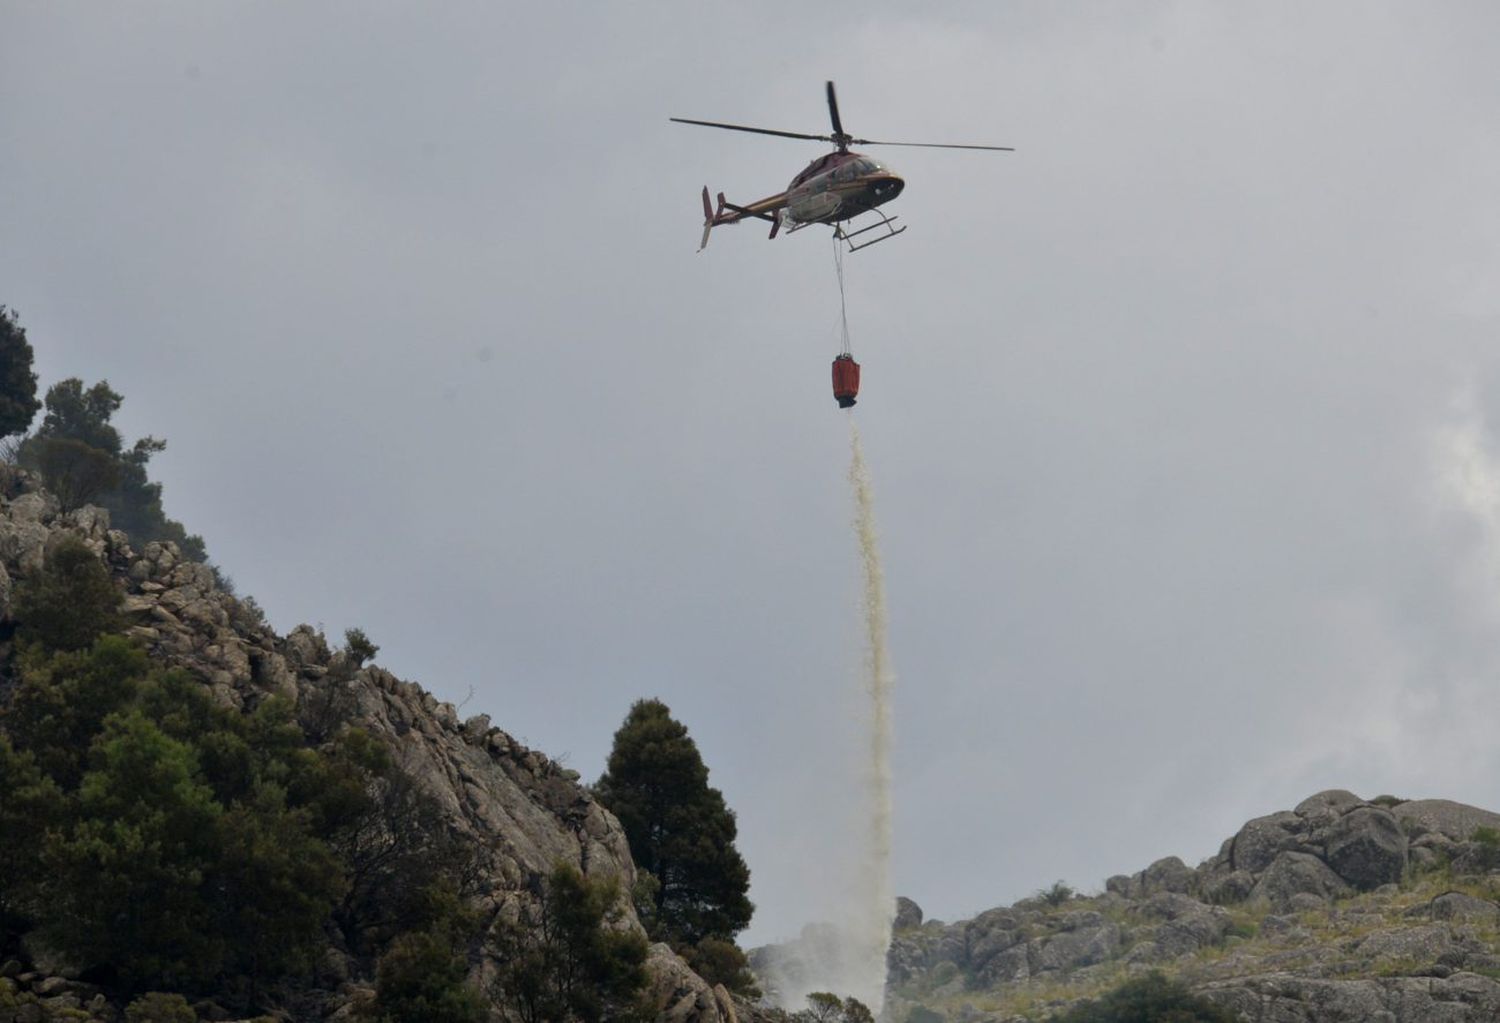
left=874, top=176, right=905, bottom=200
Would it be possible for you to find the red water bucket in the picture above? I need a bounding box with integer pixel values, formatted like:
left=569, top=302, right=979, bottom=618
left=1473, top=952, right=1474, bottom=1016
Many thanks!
left=832, top=354, right=860, bottom=409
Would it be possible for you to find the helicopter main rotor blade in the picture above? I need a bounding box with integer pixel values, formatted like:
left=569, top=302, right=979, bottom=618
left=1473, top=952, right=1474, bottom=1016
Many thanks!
left=669, top=117, right=831, bottom=143
left=850, top=138, right=1015, bottom=151
left=826, top=81, right=845, bottom=137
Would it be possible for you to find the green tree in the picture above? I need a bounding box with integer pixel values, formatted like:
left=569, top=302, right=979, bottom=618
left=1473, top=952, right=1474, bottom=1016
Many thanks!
left=33, top=436, right=122, bottom=512
left=798, top=994, right=874, bottom=1023
left=0, top=306, right=41, bottom=440
left=489, top=863, right=650, bottom=1023
left=3, top=640, right=352, bottom=1003
left=1, top=635, right=149, bottom=786
left=368, top=926, right=487, bottom=1023
left=682, top=937, right=759, bottom=998
left=328, top=755, right=480, bottom=955
left=40, top=708, right=228, bottom=990
left=594, top=699, right=753, bottom=947
left=212, top=784, right=346, bottom=998
left=344, top=627, right=380, bottom=667
left=1046, top=971, right=1238, bottom=1023
left=28, top=378, right=206, bottom=560
left=33, top=377, right=125, bottom=453
left=0, top=737, right=61, bottom=946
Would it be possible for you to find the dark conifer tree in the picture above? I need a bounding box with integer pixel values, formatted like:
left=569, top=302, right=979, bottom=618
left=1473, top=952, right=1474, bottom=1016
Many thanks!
left=0, top=307, right=41, bottom=440
left=594, top=699, right=753, bottom=947
left=27, top=378, right=206, bottom=559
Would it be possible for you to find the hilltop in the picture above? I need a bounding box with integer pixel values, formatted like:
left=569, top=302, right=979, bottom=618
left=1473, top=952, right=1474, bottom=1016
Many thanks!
left=873, top=790, right=1500, bottom=1021
left=0, top=474, right=747, bottom=1023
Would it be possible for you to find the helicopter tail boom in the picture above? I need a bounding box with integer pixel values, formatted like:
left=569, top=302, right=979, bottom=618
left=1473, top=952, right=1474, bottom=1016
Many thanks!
left=696, top=186, right=789, bottom=250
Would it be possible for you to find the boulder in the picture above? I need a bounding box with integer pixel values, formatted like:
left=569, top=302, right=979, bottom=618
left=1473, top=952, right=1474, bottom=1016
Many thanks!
left=1295, top=789, right=1365, bottom=820
left=7, top=492, right=56, bottom=523
left=1232, top=811, right=1304, bottom=873
left=983, top=944, right=1031, bottom=983
left=894, top=896, right=924, bottom=931
left=1201, top=869, right=1256, bottom=906
left=1357, top=924, right=1454, bottom=966
left=1139, top=894, right=1230, bottom=957
left=0, top=518, right=49, bottom=575
left=1251, top=851, right=1350, bottom=909
left=1325, top=806, right=1408, bottom=889
left=1034, top=923, right=1119, bottom=972
left=1138, top=856, right=1195, bottom=896
left=1427, top=892, right=1500, bottom=924
left=1393, top=800, right=1500, bottom=843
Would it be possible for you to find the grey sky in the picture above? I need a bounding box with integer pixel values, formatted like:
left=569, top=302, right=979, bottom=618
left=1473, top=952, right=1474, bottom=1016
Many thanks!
left=5, top=3, right=1500, bottom=946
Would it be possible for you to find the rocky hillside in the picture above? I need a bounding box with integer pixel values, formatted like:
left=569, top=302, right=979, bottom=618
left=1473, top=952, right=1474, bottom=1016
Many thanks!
left=0, top=480, right=744, bottom=1023
left=881, top=790, right=1500, bottom=1022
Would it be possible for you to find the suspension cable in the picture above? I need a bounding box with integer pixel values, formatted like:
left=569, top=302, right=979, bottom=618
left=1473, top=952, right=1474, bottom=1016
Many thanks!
left=834, top=231, right=852, bottom=356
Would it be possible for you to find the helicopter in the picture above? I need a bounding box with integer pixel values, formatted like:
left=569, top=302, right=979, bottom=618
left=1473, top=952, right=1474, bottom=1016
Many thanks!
left=673, top=81, right=1012, bottom=252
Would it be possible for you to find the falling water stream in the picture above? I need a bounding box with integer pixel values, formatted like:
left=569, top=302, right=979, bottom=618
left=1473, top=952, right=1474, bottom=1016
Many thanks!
left=761, top=422, right=896, bottom=1014
left=847, top=419, right=896, bottom=1012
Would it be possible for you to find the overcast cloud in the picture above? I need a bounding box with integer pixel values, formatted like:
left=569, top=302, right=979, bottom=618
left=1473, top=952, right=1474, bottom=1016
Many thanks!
left=4, top=2, right=1500, bottom=947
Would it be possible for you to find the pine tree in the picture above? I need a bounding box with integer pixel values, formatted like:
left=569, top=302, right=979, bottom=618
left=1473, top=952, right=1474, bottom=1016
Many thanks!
left=0, top=307, right=41, bottom=440
left=594, top=699, right=753, bottom=947
left=26, top=378, right=206, bottom=559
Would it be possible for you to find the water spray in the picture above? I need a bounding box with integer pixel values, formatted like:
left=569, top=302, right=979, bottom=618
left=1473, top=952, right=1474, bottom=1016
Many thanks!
left=848, top=420, right=896, bottom=1011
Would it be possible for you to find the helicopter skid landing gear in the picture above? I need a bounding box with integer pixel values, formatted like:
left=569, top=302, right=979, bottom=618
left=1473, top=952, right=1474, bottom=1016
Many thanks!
left=834, top=210, right=906, bottom=252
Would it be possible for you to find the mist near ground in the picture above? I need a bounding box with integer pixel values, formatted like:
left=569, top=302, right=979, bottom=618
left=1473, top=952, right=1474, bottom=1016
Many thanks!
left=4, top=3, right=1500, bottom=950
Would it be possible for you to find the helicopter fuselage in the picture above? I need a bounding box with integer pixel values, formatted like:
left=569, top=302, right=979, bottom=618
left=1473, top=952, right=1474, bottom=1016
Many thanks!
left=785, top=151, right=905, bottom=226
left=677, top=80, right=1008, bottom=251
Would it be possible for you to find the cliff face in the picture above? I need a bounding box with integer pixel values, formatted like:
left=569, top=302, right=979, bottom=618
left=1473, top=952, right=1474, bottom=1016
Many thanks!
left=883, top=790, right=1500, bottom=1022
left=0, top=483, right=739, bottom=1023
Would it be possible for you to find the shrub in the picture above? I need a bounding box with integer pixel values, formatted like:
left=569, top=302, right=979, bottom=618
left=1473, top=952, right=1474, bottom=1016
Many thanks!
left=683, top=936, right=759, bottom=998
left=489, top=863, right=650, bottom=1023
left=33, top=436, right=120, bottom=512
left=344, top=627, right=379, bottom=667
left=1045, top=971, right=1237, bottom=1022
left=12, top=535, right=122, bottom=651
left=1472, top=826, right=1500, bottom=870
left=4, top=642, right=356, bottom=1003
left=799, top=994, right=874, bottom=1023
left=368, top=929, right=486, bottom=1023
left=125, top=992, right=196, bottom=1023
left=26, top=378, right=207, bottom=561
left=1039, top=880, right=1075, bottom=906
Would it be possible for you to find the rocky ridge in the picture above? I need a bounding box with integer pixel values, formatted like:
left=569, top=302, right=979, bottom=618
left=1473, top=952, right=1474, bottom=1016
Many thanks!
left=882, top=790, right=1500, bottom=1022
left=0, top=481, right=744, bottom=1023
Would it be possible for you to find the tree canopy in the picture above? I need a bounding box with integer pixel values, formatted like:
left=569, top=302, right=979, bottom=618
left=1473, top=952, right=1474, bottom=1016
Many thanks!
left=594, top=699, right=753, bottom=948
left=488, top=863, right=650, bottom=1023
left=26, top=377, right=206, bottom=559
left=0, top=306, right=41, bottom=440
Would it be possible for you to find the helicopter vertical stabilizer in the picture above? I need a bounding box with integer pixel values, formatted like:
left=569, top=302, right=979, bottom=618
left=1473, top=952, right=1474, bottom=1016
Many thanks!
left=698, top=187, right=713, bottom=251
